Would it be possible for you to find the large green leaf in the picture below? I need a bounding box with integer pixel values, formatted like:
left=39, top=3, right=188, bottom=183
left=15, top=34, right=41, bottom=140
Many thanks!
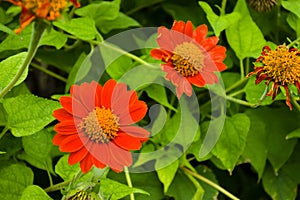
left=282, top=0, right=300, bottom=18
left=3, top=94, right=60, bottom=137
left=286, top=128, right=300, bottom=139
left=101, top=178, right=149, bottom=200
left=97, top=12, right=140, bottom=34
left=53, top=17, right=98, bottom=41
left=0, top=164, right=34, bottom=200
left=243, top=110, right=268, bottom=179
left=211, top=113, right=250, bottom=172
left=156, top=160, right=179, bottom=193
left=287, top=13, right=300, bottom=38
left=18, top=129, right=54, bottom=172
left=262, top=165, right=297, bottom=200
left=0, top=25, right=68, bottom=52
left=20, top=185, right=52, bottom=200
left=0, top=52, right=28, bottom=94
left=225, top=0, right=266, bottom=59
left=199, top=1, right=240, bottom=36
left=55, top=155, right=80, bottom=181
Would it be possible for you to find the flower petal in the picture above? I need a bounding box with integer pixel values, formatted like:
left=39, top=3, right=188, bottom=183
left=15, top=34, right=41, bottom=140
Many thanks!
left=53, top=108, right=73, bottom=121
left=109, top=142, right=132, bottom=166
left=113, top=132, right=142, bottom=150
left=209, top=46, right=227, bottom=63
left=157, top=27, right=176, bottom=51
left=60, top=134, right=87, bottom=152
left=193, top=24, right=208, bottom=43
left=80, top=153, right=93, bottom=173
left=68, top=147, right=88, bottom=165
left=119, top=125, right=150, bottom=140
left=92, top=156, right=106, bottom=169
left=101, top=79, right=117, bottom=108
left=52, top=134, right=68, bottom=146
left=89, top=143, right=110, bottom=166
left=60, top=96, right=88, bottom=118
left=200, top=36, right=219, bottom=51
left=184, top=21, right=193, bottom=37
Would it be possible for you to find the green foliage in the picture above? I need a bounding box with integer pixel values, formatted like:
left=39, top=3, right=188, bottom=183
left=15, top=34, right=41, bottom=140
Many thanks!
left=20, top=185, right=52, bottom=200
left=3, top=94, right=60, bottom=137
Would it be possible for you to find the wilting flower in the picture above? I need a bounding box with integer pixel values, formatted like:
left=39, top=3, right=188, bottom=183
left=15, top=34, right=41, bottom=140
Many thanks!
left=53, top=80, right=149, bottom=173
left=247, top=45, right=300, bottom=110
left=150, top=20, right=227, bottom=97
left=247, top=0, right=278, bottom=12
left=8, top=0, right=80, bottom=33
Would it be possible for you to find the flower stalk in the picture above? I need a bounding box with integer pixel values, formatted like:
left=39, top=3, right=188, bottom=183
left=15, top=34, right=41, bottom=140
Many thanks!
left=124, top=167, right=135, bottom=200
left=0, top=22, right=46, bottom=98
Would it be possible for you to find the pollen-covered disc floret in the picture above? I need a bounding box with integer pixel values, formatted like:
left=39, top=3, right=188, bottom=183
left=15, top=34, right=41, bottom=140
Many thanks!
left=247, top=45, right=300, bottom=110
left=79, top=107, right=120, bottom=144
left=261, top=45, right=300, bottom=86
left=172, top=42, right=204, bottom=77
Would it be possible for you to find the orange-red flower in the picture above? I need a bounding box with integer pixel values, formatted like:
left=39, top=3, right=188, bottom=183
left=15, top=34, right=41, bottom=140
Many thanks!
left=150, top=20, right=227, bottom=97
left=8, top=0, right=80, bottom=33
left=247, top=45, right=300, bottom=110
left=53, top=80, right=149, bottom=173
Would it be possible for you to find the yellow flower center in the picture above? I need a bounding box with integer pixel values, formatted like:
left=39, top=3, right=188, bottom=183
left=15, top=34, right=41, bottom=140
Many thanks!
left=262, top=45, right=300, bottom=86
left=19, top=0, right=68, bottom=19
left=79, top=107, right=119, bottom=143
left=171, top=42, right=204, bottom=77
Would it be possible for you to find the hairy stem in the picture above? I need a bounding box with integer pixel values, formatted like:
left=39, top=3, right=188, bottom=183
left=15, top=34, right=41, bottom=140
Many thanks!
left=31, top=63, right=67, bottom=82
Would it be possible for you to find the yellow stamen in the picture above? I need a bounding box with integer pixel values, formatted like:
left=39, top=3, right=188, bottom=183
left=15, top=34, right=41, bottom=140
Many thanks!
left=79, top=107, right=119, bottom=143
left=172, top=42, right=204, bottom=77
left=262, top=45, right=300, bottom=86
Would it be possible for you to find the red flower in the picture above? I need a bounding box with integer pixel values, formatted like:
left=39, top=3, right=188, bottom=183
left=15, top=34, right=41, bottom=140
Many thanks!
left=53, top=80, right=149, bottom=173
left=150, top=20, right=227, bottom=97
left=8, top=0, right=80, bottom=33
left=247, top=45, right=300, bottom=110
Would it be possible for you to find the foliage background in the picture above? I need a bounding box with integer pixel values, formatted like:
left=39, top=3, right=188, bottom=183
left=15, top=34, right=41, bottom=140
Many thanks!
left=0, top=0, right=300, bottom=199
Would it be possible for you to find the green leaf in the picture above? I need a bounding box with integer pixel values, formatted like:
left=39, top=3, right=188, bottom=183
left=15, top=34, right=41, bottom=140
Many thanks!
left=286, top=128, right=300, bottom=139
left=156, top=160, right=179, bottom=193
left=20, top=185, right=52, bottom=200
left=0, top=23, right=17, bottom=35
left=221, top=72, right=240, bottom=89
left=199, top=1, right=241, bottom=36
left=101, top=178, right=149, bottom=200
left=55, top=155, right=80, bottom=181
left=18, top=129, right=54, bottom=172
left=167, top=170, right=197, bottom=200
left=0, top=164, right=34, bottom=200
left=75, top=0, right=120, bottom=23
left=98, top=12, right=140, bottom=34
left=287, top=13, right=300, bottom=38
left=262, top=165, right=297, bottom=200
left=0, top=52, right=28, bottom=93
left=53, top=17, right=98, bottom=41
left=0, top=132, right=22, bottom=161
left=225, top=0, right=266, bottom=59
left=0, top=104, right=7, bottom=126
left=144, top=84, right=176, bottom=111
left=0, top=24, right=68, bottom=52
left=3, top=94, right=60, bottom=137
left=212, top=113, right=250, bottom=172
left=244, top=76, right=286, bottom=105
left=282, top=0, right=300, bottom=18
left=195, top=165, right=219, bottom=200
left=243, top=110, right=268, bottom=179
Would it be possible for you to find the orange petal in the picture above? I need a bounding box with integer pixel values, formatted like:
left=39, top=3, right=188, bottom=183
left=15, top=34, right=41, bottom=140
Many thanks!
left=119, top=125, right=150, bottom=139
left=70, top=0, right=81, bottom=7
left=209, top=46, right=227, bottom=63
left=200, top=36, right=219, bottom=51
left=101, top=79, right=117, bottom=108
left=54, top=120, right=78, bottom=135
left=92, top=156, right=106, bottom=169
left=53, top=108, right=73, bottom=121
left=80, top=153, right=93, bottom=173
left=79, top=82, right=98, bottom=111
left=60, top=134, right=86, bottom=152
left=113, top=132, right=142, bottom=150
left=52, top=134, right=68, bottom=146
left=193, top=24, right=208, bottom=43
left=60, top=96, right=88, bottom=118
left=184, top=21, right=193, bottom=37
left=109, top=142, right=132, bottom=166
left=68, top=147, right=88, bottom=165
left=89, top=143, right=110, bottom=165
left=157, top=27, right=176, bottom=51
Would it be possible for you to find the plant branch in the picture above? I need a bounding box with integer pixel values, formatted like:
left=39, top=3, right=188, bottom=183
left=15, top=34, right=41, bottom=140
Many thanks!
left=0, top=22, right=46, bottom=98
left=124, top=167, right=135, bottom=200
left=31, top=63, right=67, bottom=82
left=181, top=167, right=240, bottom=200
left=0, top=127, right=9, bottom=140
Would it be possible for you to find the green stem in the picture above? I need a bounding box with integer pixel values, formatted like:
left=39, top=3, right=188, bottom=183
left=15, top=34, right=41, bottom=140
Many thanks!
left=46, top=168, right=53, bottom=187
left=89, top=40, right=160, bottom=69
left=0, top=22, right=45, bottom=98
left=0, top=127, right=9, bottom=140
left=124, top=167, right=135, bottom=200
left=225, top=77, right=248, bottom=93
left=291, top=96, right=300, bottom=112
left=181, top=167, right=240, bottom=200
left=287, top=37, right=300, bottom=48
left=228, top=89, right=245, bottom=97
left=44, top=180, right=72, bottom=193
left=31, top=63, right=67, bottom=82
left=125, top=0, right=164, bottom=15
left=245, top=57, right=250, bottom=75
left=239, top=58, right=244, bottom=79
left=221, top=0, right=228, bottom=15
left=226, top=95, right=257, bottom=108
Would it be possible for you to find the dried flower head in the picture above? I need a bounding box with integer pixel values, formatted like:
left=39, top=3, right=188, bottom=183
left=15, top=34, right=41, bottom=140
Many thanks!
left=247, top=0, right=278, bottom=12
